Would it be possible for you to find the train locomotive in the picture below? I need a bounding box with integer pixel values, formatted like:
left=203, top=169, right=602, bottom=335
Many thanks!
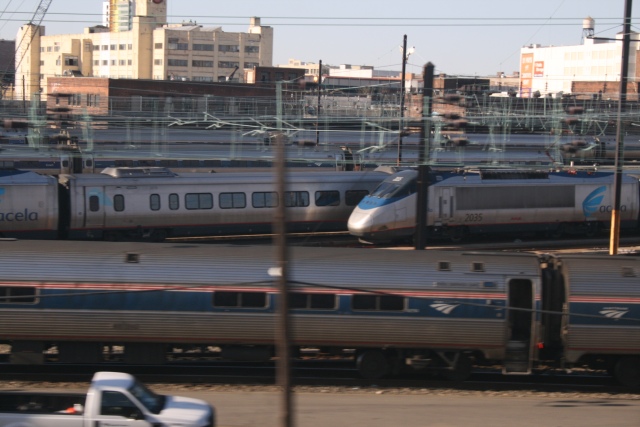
left=0, top=240, right=638, bottom=386
left=0, top=167, right=388, bottom=240
left=348, top=168, right=640, bottom=243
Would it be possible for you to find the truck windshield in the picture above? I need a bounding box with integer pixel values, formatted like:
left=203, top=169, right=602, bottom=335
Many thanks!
left=128, top=380, right=165, bottom=414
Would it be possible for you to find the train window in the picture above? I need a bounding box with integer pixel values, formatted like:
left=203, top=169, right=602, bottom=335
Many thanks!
left=0, top=286, right=36, bottom=304
left=471, top=262, right=485, bottom=272
left=315, top=191, right=340, bottom=207
left=185, top=193, right=213, bottom=210
left=252, top=192, right=278, bottom=208
left=290, top=293, right=336, bottom=310
left=284, top=191, right=310, bottom=207
left=89, top=195, right=100, bottom=212
left=169, top=194, right=179, bottom=210
left=114, top=195, right=125, bottom=212
left=213, top=291, right=267, bottom=308
left=345, top=190, right=369, bottom=206
left=352, top=294, right=404, bottom=311
left=220, top=192, right=246, bottom=209
left=150, top=194, right=161, bottom=211
left=438, top=261, right=451, bottom=271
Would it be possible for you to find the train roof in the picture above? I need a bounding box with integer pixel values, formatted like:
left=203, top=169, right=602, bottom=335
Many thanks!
left=0, top=169, right=56, bottom=184
left=0, top=240, right=542, bottom=291
left=59, top=167, right=390, bottom=185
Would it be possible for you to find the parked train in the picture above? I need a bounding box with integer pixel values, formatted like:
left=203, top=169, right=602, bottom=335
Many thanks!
left=0, top=167, right=389, bottom=241
left=348, top=168, right=640, bottom=243
left=0, top=240, right=638, bottom=386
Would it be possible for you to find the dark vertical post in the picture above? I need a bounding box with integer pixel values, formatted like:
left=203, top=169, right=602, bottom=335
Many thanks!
left=315, top=60, right=322, bottom=148
left=274, top=81, right=293, bottom=427
left=610, top=0, right=632, bottom=255
left=398, top=35, right=407, bottom=165
left=415, top=63, right=434, bottom=250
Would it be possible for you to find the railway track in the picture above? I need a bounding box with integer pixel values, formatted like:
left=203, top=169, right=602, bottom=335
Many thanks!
left=0, top=361, right=636, bottom=396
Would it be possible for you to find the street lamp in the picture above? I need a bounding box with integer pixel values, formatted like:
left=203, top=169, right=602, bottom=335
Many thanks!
left=398, top=35, right=415, bottom=165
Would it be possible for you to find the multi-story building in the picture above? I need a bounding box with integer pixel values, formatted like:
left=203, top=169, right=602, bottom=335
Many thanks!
left=14, top=0, right=273, bottom=100
left=519, top=17, right=640, bottom=99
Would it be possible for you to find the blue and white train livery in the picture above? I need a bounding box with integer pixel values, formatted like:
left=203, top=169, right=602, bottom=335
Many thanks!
left=348, top=169, right=640, bottom=242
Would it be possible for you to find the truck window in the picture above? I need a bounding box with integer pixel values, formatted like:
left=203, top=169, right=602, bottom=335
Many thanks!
left=100, top=391, right=143, bottom=419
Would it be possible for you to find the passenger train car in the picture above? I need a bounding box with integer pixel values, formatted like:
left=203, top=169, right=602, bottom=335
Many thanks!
left=0, top=168, right=388, bottom=240
left=0, top=240, right=638, bottom=386
left=348, top=168, right=640, bottom=243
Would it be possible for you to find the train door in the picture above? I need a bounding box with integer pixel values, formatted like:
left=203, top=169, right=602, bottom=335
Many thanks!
left=83, top=186, right=107, bottom=230
left=503, top=278, right=534, bottom=374
left=436, top=188, right=453, bottom=222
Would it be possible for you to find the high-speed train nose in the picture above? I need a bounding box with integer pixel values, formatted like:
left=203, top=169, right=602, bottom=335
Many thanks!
left=347, top=208, right=372, bottom=237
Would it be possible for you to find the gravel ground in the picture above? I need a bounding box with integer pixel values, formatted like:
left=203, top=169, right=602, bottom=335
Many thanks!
left=0, top=380, right=638, bottom=400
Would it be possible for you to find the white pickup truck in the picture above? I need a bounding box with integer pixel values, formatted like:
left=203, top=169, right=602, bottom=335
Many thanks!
left=0, top=371, right=215, bottom=427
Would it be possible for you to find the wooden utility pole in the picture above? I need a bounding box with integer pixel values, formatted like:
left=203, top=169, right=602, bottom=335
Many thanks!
left=610, top=0, right=633, bottom=255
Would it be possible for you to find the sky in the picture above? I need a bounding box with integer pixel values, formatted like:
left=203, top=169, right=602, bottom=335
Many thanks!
left=1, top=0, right=639, bottom=77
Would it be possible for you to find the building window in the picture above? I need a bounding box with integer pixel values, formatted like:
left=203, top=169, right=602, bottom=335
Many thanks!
left=219, top=192, right=246, bottom=209
left=244, top=62, right=259, bottom=69
left=252, top=192, right=278, bottom=208
left=219, top=61, right=239, bottom=68
left=185, top=193, right=213, bottom=210
left=274, top=72, right=284, bottom=81
left=154, top=59, right=163, bottom=66
left=85, top=42, right=93, bottom=51
left=111, top=60, right=116, bottom=66
left=219, top=44, right=240, bottom=53
left=93, top=45, right=100, bottom=51
left=128, top=44, right=132, bottom=50
left=102, top=60, right=108, bottom=66
left=93, top=60, right=99, bottom=66
left=192, top=76, right=213, bottom=82
left=193, top=43, right=214, bottom=51
left=102, top=45, right=109, bottom=50
left=127, top=59, right=132, bottom=65
left=168, top=41, right=188, bottom=50
left=167, top=59, right=188, bottom=67
left=46, top=46, right=52, bottom=52
left=192, top=60, right=213, bottom=68
left=54, top=46, right=60, bottom=52
left=155, top=42, right=163, bottom=49
left=110, top=44, right=116, bottom=50
left=245, top=45, right=259, bottom=53
left=65, top=56, right=78, bottom=66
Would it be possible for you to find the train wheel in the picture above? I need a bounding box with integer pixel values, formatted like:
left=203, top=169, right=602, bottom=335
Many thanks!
left=614, top=357, right=640, bottom=387
left=356, top=350, right=389, bottom=380
left=442, top=353, right=473, bottom=382
left=448, top=227, right=467, bottom=243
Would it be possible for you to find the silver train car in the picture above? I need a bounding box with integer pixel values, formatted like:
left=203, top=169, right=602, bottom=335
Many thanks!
left=0, top=168, right=388, bottom=240
left=348, top=169, right=640, bottom=243
left=0, top=240, right=637, bottom=386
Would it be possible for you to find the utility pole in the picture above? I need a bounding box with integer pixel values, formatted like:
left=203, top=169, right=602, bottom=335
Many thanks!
left=610, top=0, right=632, bottom=255
left=415, top=63, right=434, bottom=250
left=398, top=35, right=408, bottom=165
left=274, top=81, right=293, bottom=427
left=315, top=60, right=322, bottom=147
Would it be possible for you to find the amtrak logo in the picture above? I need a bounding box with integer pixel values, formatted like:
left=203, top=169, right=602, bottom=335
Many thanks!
left=599, top=308, right=629, bottom=319
left=582, top=186, right=606, bottom=217
left=430, top=303, right=459, bottom=315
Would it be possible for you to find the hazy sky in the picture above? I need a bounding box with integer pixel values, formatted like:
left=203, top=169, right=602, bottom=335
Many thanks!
left=1, top=0, right=638, bottom=76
